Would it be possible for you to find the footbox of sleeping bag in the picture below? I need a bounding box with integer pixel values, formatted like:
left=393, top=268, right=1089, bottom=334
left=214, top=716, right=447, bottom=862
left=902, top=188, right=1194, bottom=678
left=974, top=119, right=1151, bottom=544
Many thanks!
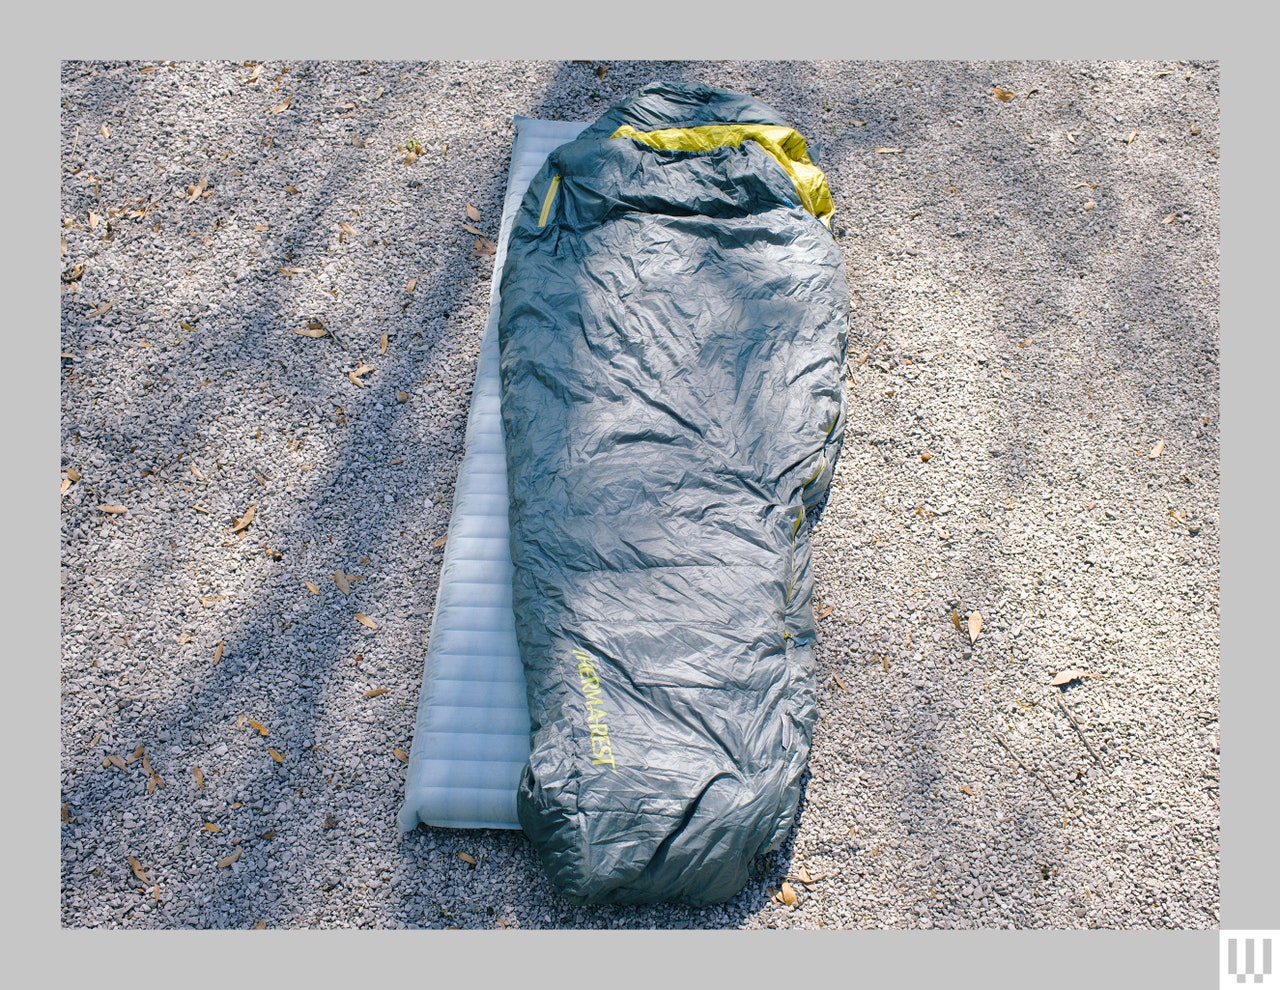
left=498, top=81, right=849, bottom=905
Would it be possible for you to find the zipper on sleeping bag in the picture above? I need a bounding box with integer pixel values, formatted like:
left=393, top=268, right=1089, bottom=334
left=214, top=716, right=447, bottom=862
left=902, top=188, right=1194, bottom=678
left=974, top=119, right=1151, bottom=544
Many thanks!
left=537, top=174, right=561, bottom=227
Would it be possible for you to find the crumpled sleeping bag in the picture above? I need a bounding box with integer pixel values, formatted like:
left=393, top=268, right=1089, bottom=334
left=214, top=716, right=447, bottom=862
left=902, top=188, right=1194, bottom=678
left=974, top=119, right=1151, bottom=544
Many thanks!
left=497, top=81, right=849, bottom=905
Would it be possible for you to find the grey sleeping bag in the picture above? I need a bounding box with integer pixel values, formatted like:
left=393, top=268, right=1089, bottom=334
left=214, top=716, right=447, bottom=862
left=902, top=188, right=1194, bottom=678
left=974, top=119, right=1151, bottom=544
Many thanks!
left=498, top=81, right=849, bottom=905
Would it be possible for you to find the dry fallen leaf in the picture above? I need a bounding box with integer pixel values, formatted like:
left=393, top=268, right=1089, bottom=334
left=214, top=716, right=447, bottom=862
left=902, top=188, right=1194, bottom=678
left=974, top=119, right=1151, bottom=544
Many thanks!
left=271, top=95, right=292, bottom=114
left=101, top=123, right=112, bottom=139
left=1162, top=213, right=1177, bottom=224
left=968, top=611, right=983, bottom=644
left=61, top=478, right=72, bottom=496
left=253, top=920, right=267, bottom=930
left=97, top=504, right=127, bottom=515
left=364, top=687, right=389, bottom=699
left=960, top=784, right=976, bottom=796
left=461, top=222, right=485, bottom=236
left=379, top=332, right=389, bottom=355
left=405, top=277, right=418, bottom=293
left=267, top=747, right=284, bottom=763
left=1148, top=439, right=1165, bottom=459
left=247, top=718, right=268, bottom=737
left=88, top=211, right=100, bottom=230
left=294, top=324, right=327, bottom=338
left=393, top=747, right=409, bottom=763
left=992, top=87, right=1017, bottom=102
left=203, top=822, right=222, bottom=833
left=355, top=613, right=378, bottom=630
left=333, top=570, right=350, bottom=596
left=951, top=610, right=962, bottom=633
left=217, top=847, right=243, bottom=868
left=833, top=673, right=849, bottom=693
left=779, top=881, right=799, bottom=905
left=285, top=184, right=300, bottom=195
left=874, top=147, right=902, bottom=154
left=232, top=503, right=257, bottom=532
left=244, top=65, right=260, bottom=85
left=465, top=203, right=481, bottom=222
left=1126, top=130, right=1137, bottom=144
left=794, top=865, right=814, bottom=885
left=432, top=535, right=448, bottom=550
left=305, top=580, right=320, bottom=595
left=339, top=221, right=357, bottom=237
left=127, top=856, right=148, bottom=884
left=458, top=852, right=477, bottom=866
left=1050, top=668, right=1095, bottom=687
left=86, top=300, right=115, bottom=318
left=194, top=766, right=205, bottom=791
left=259, top=829, right=275, bottom=840
left=62, top=802, right=70, bottom=824
left=212, top=640, right=224, bottom=665
left=186, top=178, right=207, bottom=203
left=126, top=744, right=145, bottom=765
left=348, top=361, right=375, bottom=387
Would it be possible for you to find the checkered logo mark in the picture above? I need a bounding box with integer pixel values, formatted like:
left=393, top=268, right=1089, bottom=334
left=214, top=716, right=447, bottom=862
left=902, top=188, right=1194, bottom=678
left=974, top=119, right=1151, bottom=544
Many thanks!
left=1223, top=933, right=1277, bottom=986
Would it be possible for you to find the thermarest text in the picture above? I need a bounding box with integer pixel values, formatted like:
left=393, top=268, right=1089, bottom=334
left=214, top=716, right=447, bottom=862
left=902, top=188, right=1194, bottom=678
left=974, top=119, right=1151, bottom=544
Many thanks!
left=574, top=649, right=618, bottom=771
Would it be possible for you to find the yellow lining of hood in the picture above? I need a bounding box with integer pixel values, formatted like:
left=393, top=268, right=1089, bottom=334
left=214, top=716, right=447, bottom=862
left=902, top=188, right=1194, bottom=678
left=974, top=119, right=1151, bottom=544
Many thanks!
left=609, top=123, right=834, bottom=228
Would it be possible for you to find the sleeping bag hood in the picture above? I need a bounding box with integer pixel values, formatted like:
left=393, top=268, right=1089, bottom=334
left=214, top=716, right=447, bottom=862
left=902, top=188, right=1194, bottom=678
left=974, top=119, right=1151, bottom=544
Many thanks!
left=497, top=80, right=849, bottom=905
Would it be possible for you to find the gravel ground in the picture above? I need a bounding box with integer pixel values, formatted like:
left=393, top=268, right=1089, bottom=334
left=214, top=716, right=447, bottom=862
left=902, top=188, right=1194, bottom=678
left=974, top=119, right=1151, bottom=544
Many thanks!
left=59, top=59, right=1219, bottom=930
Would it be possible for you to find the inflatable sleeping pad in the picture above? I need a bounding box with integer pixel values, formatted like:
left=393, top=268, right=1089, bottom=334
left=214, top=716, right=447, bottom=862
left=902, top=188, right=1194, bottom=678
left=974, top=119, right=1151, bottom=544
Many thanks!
left=498, top=81, right=849, bottom=905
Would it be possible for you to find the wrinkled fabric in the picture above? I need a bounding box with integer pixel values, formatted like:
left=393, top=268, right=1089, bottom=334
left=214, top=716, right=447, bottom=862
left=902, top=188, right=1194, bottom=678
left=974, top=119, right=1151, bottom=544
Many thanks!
left=497, top=81, right=849, bottom=905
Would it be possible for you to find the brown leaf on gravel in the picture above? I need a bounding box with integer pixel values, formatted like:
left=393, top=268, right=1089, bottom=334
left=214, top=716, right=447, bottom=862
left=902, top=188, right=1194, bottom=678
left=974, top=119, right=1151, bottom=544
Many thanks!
left=833, top=673, right=849, bottom=692
left=86, top=300, right=115, bottom=318
left=1125, top=130, right=1137, bottom=144
left=968, top=611, right=983, bottom=644
left=466, top=203, right=481, bottom=222
left=363, top=687, right=389, bottom=699
left=471, top=236, right=497, bottom=258
left=817, top=604, right=834, bottom=620
left=393, top=747, right=409, bottom=763
left=1162, top=213, right=1178, bottom=224
left=339, top=221, right=357, bottom=237
left=379, top=332, right=389, bottom=355
left=960, top=784, right=976, bottom=796
left=850, top=119, right=868, bottom=126
left=101, top=123, right=112, bottom=139
left=186, top=178, right=207, bottom=203
left=405, top=277, right=418, bottom=293
left=88, top=211, right=100, bottom=230
left=458, top=852, right=477, bottom=866
left=270, top=95, right=292, bottom=114
left=348, top=361, right=375, bottom=387
left=285, top=184, right=300, bottom=195
left=295, top=324, right=327, bottom=338
left=305, top=580, right=320, bottom=595
left=244, top=65, right=261, bottom=85
left=462, top=222, right=485, bottom=236
left=247, top=718, right=268, bottom=737
left=62, top=802, right=70, bottom=824
left=259, top=829, right=275, bottom=840
left=66, top=467, right=82, bottom=482
left=127, top=856, right=148, bottom=883
left=61, top=478, right=72, bottom=496
left=993, top=87, right=1017, bottom=102
left=194, top=766, right=205, bottom=791
left=951, top=610, right=962, bottom=633
left=354, top=612, right=378, bottom=630
left=213, top=640, right=224, bottom=665
left=1074, top=181, right=1098, bottom=190
left=432, top=535, right=448, bottom=549
left=232, top=503, right=257, bottom=532
left=125, top=744, right=145, bottom=765
left=1050, top=668, right=1097, bottom=687
left=874, top=147, right=902, bottom=154
left=1148, top=439, right=1165, bottom=459
left=333, top=570, right=350, bottom=596
left=107, top=754, right=126, bottom=771
left=217, top=847, right=243, bottom=868
left=779, top=881, right=799, bottom=905
left=253, top=920, right=267, bottom=930
left=267, top=747, right=284, bottom=763
left=97, top=504, right=127, bottom=515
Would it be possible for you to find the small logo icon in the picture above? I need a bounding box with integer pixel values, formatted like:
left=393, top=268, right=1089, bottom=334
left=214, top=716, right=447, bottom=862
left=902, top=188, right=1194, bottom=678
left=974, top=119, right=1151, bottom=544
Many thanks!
left=1222, top=931, right=1277, bottom=987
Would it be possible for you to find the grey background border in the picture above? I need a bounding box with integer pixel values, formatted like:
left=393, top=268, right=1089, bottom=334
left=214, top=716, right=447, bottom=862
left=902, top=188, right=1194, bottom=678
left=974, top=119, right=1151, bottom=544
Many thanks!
left=23, top=1, right=1271, bottom=985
